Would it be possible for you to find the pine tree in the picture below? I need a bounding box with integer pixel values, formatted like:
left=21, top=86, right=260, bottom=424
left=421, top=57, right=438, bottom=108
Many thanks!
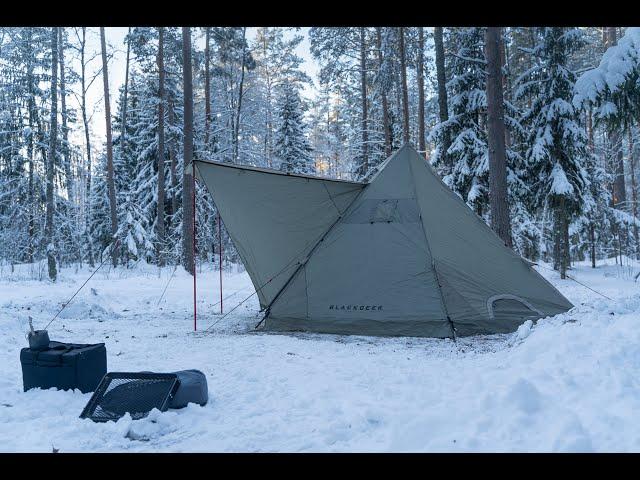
left=45, top=27, right=58, bottom=281
left=251, top=27, right=311, bottom=168
left=274, top=83, right=313, bottom=174
left=517, top=27, right=589, bottom=278
left=431, top=27, right=489, bottom=215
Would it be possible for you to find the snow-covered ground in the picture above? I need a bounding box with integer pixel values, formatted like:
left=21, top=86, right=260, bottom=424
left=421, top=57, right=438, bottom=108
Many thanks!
left=1, top=258, right=639, bottom=452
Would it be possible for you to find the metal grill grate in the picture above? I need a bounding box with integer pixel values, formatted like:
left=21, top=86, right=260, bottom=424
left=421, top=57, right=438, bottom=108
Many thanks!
left=80, top=372, right=179, bottom=422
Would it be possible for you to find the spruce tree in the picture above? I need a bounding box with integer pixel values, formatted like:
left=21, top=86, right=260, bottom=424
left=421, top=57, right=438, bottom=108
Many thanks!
left=517, top=27, right=589, bottom=278
left=430, top=28, right=489, bottom=215
left=274, top=83, right=314, bottom=174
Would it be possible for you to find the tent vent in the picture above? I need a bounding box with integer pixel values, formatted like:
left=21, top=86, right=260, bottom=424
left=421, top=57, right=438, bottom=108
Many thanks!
left=487, top=294, right=543, bottom=323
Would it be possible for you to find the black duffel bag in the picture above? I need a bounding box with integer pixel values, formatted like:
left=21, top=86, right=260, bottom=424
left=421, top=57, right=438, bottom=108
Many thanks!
left=20, top=341, right=107, bottom=393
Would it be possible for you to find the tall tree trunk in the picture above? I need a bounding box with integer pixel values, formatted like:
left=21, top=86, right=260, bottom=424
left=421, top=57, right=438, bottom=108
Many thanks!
left=587, top=106, right=597, bottom=268
left=46, top=28, right=58, bottom=281
left=501, top=30, right=512, bottom=149
left=168, top=99, right=179, bottom=219
left=399, top=27, right=410, bottom=144
left=485, top=27, right=512, bottom=248
left=587, top=106, right=594, bottom=152
left=121, top=27, right=131, bottom=162
left=156, top=27, right=166, bottom=266
left=58, top=28, right=72, bottom=201
left=552, top=197, right=570, bottom=278
left=562, top=200, right=570, bottom=275
left=79, top=27, right=94, bottom=267
left=359, top=27, right=368, bottom=177
left=26, top=29, right=35, bottom=264
left=590, top=223, right=596, bottom=268
left=375, top=27, right=392, bottom=157
left=204, top=27, right=211, bottom=151
left=262, top=29, right=274, bottom=167
left=629, top=126, right=639, bottom=257
left=417, top=27, right=426, bottom=153
left=182, top=27, right=195, bottom=275
left=233, top=27, right=247, bottom=163
left=605, top=27, right=627, bottom=211
left=100, top=27, right=118, bottom=267
left=434, top=27, right=450, bottom=164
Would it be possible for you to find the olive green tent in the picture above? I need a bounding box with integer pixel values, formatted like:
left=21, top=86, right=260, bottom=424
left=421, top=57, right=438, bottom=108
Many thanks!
left=194, top=144, right=572, bottom=338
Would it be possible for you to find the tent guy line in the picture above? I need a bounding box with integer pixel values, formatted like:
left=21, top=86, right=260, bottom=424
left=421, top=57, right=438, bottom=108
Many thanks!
left=43, top=239, right=121, bottom=332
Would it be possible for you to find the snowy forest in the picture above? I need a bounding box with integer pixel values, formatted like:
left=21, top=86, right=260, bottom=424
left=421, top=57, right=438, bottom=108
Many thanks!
left=1, top=26, right=640, bottom=281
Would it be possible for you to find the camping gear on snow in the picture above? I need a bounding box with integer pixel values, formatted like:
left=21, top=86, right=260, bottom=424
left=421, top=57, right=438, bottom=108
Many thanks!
left=80, top=370, right=208, bottom=422
left=27, top=318, right=50, bottom=351
left=20, top=341, right=107, bottom=393
left=27, top=330, right=50, bottom=351
left=80, top=372, right=179, bottom=422
left=193, top=143, right=573, bottom=338
left=168, top=369, right=209, bottom=409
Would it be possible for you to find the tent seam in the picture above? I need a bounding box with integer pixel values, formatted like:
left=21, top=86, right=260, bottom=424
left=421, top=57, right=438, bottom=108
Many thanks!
left=407, top=154, right=457, bottom=338
left=322, top=181, right=342, bottom=216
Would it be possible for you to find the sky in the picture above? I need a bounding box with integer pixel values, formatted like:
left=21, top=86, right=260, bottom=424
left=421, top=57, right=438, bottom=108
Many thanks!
left=78, top=27, right=320, bottom=144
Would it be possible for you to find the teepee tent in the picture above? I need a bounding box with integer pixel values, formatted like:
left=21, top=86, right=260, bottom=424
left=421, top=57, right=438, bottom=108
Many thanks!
left=193, top=144, right=573, bottom=338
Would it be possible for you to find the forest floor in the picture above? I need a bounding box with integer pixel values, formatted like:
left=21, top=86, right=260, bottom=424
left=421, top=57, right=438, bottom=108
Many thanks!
left=1, top=257, right=639, bottom=452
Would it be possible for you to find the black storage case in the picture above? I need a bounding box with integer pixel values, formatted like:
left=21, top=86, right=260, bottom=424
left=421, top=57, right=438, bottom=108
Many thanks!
left=20, top=341, right=107, bottom=393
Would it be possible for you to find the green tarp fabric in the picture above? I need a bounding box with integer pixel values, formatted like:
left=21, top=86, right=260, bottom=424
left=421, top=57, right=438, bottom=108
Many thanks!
left=194, top=162, right=363, bottom=309
left=194, top=144, right=573, bottom=338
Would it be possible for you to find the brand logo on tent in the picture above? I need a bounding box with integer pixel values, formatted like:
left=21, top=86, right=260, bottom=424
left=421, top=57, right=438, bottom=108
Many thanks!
left=329, top=305, right=383, bottom=311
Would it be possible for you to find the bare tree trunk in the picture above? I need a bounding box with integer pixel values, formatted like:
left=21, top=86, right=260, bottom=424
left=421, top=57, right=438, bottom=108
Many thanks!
left=554, top=199, right=569, bottom=279
left=629, top=126, right=639, bottom=257
left=204, top=27, right=211, bottom=151
left=182, top=27, right=195, bottom=275
left=58, top=28, right=72, bottom=201
left=587, top=106, right=594, bottom=152
left=590, top=223, right=596, bottom=268
left=375, top=27, right=391, bottom=157
left=79, top=28, right=94, bottom=267
left=168, top=100, right=179, bottom=219
left=399, top=27, right=410, bottom=144
left=485, top=27, right=512, bottom=248
left=605, top=27, right=627, bottom=211
left=552, top=198, right=570, bottom=278
left=77, top=28, right=95, bottom=267
left=434, top=27, right=450, bottom=163
left=262, top=30, right=274, bottom=166
left=501, top=30, right=512, bottom=149
left=233, top=27, right=247, bottom=163
left=156, top=27, right=166, bottom=266
left=359, top=27, right=368, bottom=177
left=553, top=207, right=561, bottom=271
left=563, top=200, right=570, bottom=275
left=121, top=27, right=131, bottom=161
left=587, top=106, right=597, bottom=268
left=417, top=27, right=426, bottom=153
left=100, top=27, right=118, bottom=267
left=46, top=27, right=58, bottom=281
left=26, top=29, right=36, bottom=264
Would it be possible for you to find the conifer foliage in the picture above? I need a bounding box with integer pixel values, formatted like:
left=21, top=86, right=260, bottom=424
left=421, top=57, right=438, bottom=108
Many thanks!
left=274, top=82, right=313, bottom=174
left=2, top=27, right=640, bottom=279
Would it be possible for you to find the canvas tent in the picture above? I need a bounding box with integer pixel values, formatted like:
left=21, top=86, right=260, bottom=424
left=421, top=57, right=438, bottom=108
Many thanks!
left=194, top=144, right=573, bottom=338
